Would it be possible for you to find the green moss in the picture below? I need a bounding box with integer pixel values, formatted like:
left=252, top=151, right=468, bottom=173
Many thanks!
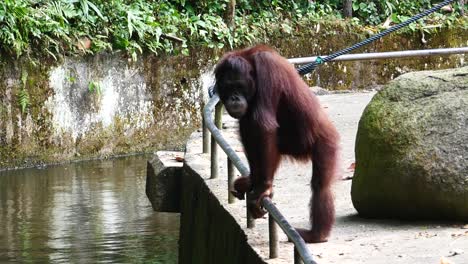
left=352, top=67, right=468, bottom=220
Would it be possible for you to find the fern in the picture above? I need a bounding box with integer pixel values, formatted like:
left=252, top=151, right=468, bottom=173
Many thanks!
left=88, top=81, right=102, bottom=94
left=18, top=89, right=30, bottom=114
left=18, top=70, right=30, bottom=113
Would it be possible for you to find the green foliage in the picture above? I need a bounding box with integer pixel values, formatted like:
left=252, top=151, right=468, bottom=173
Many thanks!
left=18, top=89, right=30, bottom=113
left=88, top=81, right=101, bottom=94
left=351, top=0, right=464, bottom=26
left=18, top=70, right=30, bottom=113
left=0, top=0, right=465, bottom=59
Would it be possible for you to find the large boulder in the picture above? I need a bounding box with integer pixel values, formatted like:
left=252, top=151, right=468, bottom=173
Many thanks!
left=351, top=66, right=468, bottom=220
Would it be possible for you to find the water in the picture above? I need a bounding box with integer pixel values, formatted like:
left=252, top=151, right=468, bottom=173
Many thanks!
left=0, top=155, right=179, bottom=263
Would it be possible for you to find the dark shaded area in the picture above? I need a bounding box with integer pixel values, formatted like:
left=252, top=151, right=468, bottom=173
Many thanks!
left=179, top=164, right=264, bottom=264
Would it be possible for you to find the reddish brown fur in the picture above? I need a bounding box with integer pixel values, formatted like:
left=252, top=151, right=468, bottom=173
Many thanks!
left=215, top=45, right=340, bottom=243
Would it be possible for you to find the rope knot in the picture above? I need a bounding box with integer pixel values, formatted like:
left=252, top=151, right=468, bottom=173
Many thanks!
left=315, top=56, right=324, bottom=65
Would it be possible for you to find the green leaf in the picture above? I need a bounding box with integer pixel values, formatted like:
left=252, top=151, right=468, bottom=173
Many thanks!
left=18, top=89, right=29, bottom=113
left=87, top=1, right=104, bottom=20
left=88, top=81, right=101, bottom=94
left=80, top=0, right=89, bottom=17
left=352, top=2, right=358, bottom=11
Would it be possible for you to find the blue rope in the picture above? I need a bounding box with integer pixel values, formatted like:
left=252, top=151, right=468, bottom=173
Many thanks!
left=297, top=0, right=456, bottom=75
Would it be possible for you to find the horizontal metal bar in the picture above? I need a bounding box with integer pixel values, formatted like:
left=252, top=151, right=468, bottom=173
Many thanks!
left=203, top=94, right=315, bottom=263
left=288, top=47, right=468, bottom=64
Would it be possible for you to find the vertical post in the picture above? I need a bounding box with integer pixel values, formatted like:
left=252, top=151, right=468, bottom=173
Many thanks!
left=269, top=213, right=279, bottom=259
left=202, top=114, right=210, bottom=154
left=227, top=158, right=235, bottom=203
left=210, top=103, right=223, bottom=179
left=214, top=103, right=223, bottom=131
left=246, top=193, right=255, bottom=228
left=294, top=246, right=303, bottom=264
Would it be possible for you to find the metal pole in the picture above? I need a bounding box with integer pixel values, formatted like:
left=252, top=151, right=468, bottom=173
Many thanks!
left=210, top=103, right=223, bottom=179
left=294, top=246, right=303, bottom=264
left=269, top=213, right=279, bottom=259
left=202, top=114, right=210, bottom=154
left=210, top=132, right=218, bottom=179
left=214, top=103, right=223, bottom=131
left=227, top=158, right=235, bottom=204
left=262, top=197, right=316, bottom=264
left=246, top=193, right=255, bottom=229
left=288, top=47, right=468, bottom=64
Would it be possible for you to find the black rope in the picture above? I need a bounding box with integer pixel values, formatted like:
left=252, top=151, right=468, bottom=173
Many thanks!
left=297, top=0, right=456, bottom=76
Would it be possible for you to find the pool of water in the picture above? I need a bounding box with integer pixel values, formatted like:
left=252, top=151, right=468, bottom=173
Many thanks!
left=0, top=155, right=179, bottom=263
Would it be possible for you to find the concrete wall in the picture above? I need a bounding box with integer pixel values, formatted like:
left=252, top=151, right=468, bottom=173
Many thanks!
left=0, top=52, right=214, bottom=169
left=179, top=164, right=265, bottom=264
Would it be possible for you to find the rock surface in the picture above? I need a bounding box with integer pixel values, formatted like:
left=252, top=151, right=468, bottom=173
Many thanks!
left=352, top=66, right=468, bottom=220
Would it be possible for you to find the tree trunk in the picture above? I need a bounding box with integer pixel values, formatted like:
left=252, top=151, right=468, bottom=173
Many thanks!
left=226, top=0, right=236, bottom=30
left=460, top=0, right=465, bottom=16
left=343, top=0, right=353, bottom=18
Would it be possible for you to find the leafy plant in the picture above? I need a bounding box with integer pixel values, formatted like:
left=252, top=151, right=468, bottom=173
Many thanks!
left=18, top=89, right=30, bottom=113
left=0, top=0, right=465, bottom=59
left=18, top=70, right=30, bottom=113
left=88, top=81, right=101, bottom=94
left=351, top=0, right=463, bottom=26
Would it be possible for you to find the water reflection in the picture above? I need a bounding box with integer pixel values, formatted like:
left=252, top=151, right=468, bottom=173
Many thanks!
left=0, top=155, right=179, bottom=263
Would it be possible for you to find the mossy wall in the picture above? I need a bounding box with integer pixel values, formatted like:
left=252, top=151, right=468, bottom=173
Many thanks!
left=0, top=51, right=216, bottom=169
left=0, top=24, right=465, bottom=169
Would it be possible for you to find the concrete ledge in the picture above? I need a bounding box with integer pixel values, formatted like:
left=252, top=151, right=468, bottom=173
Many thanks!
left=179, top=163, right=264, bottom=263
left=179, top=132, right=266, bottom=264
left=146, top=151, right=184, bottom=212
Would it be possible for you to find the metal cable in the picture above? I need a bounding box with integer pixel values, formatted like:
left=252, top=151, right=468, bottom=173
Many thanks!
left=297, top=0, right=456, bottom=75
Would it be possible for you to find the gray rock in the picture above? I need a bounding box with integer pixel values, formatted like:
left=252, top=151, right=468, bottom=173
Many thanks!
left=351, top=66, right=468, bottom=220
left=310, top=86, right=331, bottom=95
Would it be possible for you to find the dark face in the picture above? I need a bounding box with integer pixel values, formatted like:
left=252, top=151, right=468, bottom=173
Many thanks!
left=215, top=72, right=255, bottom=119
left=214, top=55, right=256, bottom=119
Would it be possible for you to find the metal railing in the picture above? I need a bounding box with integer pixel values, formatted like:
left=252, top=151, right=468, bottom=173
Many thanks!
left=288, top=47, right=468, bottom=64
left=202, top=47, right=467, bottom=263
left=203, top=94, right=316, bottom=264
